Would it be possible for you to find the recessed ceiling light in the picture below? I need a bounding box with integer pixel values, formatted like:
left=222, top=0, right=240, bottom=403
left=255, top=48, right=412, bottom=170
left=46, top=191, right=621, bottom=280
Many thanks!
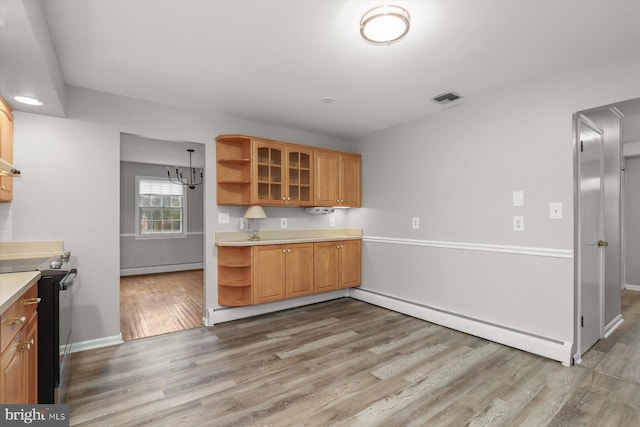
left=320, top=97, right=335, bottom=104
left=360, top=5, right=410, bottom=46
left=14, top=96, right=44, bottom=106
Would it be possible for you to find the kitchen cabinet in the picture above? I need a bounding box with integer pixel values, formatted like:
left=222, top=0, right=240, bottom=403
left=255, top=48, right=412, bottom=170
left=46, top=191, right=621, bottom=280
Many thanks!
left=217, top=246, right=252, bottom=306
left=216, top=134, right=358, bottom=207
left=0, top=283, right=39, bottom=404
left=253, top=243, right=314, bottom=304
left=314, top=240, right=361, bottom=293
left=314, top=150, right=361, bottom=208
left=0, top=96, right=14, bottom=203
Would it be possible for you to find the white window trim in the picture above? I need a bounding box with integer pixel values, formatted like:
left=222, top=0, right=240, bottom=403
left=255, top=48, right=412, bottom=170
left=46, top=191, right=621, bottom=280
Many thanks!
left=135, top=175, right=188, bottom=240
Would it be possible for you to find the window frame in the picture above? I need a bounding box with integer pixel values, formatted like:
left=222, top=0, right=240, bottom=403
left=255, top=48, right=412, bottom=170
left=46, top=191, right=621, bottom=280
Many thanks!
left=134, top=175, right=188, bottom=239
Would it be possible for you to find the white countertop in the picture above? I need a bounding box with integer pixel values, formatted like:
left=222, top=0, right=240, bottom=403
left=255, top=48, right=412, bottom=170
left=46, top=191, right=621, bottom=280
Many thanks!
left=215, top=228, right=362, bottom=247
left=0, top=271, right=41, bottom=313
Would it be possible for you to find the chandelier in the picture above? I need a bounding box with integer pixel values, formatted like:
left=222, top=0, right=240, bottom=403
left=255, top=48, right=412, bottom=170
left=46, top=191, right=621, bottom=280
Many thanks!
left=168, top=149, right=203, bottom=190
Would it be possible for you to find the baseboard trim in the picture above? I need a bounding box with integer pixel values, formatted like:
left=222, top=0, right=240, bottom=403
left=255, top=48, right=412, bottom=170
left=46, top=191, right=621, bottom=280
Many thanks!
left=604, top=314, right=624, bottom=338
left=624, top=284, right=640, bottom=291
left=210, top=290, right=350, bottom=325
left=363, top=236, right=573, bottom=259
left=349, top=287, right=572, bottom=366
left=70, top=333, right=124, bottom=353
left=120, top=262, right=204, bottom=276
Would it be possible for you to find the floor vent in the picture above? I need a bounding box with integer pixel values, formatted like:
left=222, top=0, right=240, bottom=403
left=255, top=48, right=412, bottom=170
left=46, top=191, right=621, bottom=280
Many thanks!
left=432, top=92, right=462, bottom=104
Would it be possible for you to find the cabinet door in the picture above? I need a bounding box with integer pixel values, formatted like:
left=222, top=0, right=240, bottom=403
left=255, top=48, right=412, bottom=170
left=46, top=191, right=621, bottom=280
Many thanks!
left=314, top=150, right=339, bottom=206
left=339, top=153, right=361, bottom=208
left=286, top=243, right=314, bottom=298
left=0, top=333, right=24, bottom=404
left=253, top=245, right=286, bottom=303
left=254, top=140, right=285, bottom=205
left=24, top=314, right=37, bottom=404
left=0, top=99, right=13, bottom=203
left=314, top=242, right=340, bottom=293
left=286, top=147, right=313, bottom=206
left=340, top=240, right=362, bottom=288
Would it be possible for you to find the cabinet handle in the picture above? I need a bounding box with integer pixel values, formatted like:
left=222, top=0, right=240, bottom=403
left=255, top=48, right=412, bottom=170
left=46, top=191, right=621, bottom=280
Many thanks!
left=287, top=249, right=291, bottom=253
left=282, top=249, right=286, bottom=253
left=24, top=297, right=42, bottom=305
left=282, top=197, right=286, bottom=201
left=3, top=316, right=26, bottom=326
left=336, top=245, right=340, bottom=249
left=287, top=197, right=291, bottom=201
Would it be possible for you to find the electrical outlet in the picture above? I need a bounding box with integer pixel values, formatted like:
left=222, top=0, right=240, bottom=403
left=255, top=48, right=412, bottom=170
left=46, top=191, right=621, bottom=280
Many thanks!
left=412, top=217, right=420, bottom=229
left=281, top=218, right=288, bottom=229
left=513, top=216, right=524, bottom=231
left=239, top=218, right=249, bottom=229
left=218, top=213, right=230, bottom=224
left=329, top=216, right=336, bottom=227
left=549, top=202, right=563, bottom=219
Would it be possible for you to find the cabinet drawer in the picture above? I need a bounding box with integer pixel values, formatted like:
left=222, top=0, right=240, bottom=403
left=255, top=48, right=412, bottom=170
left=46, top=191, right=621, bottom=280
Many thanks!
left=1, top=285, right=38, bottom=353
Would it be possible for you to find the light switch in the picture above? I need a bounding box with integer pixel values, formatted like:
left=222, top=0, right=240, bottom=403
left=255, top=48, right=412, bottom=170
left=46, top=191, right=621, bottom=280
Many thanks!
left=412, top=217, right=420, bottom=229
left=329, top=216, right=335, bottom=228
left=549, top=202, right=563, bottom=219
left=218, top=213, right=230, bottom=224
left=513, top=191, right=524, bottom=207
left=513, top=216, right=524, bottom=231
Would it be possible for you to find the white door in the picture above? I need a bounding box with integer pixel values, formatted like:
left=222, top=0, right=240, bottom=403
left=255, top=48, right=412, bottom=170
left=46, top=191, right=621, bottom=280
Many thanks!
left=577, top=115, right=605, bottom=356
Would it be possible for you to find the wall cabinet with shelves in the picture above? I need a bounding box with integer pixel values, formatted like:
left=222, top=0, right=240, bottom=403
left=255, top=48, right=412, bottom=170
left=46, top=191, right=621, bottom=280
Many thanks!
left=216, top=134, right=357, bottom=207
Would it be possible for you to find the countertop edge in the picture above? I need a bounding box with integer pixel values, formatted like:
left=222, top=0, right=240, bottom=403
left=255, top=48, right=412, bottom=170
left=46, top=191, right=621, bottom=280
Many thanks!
left=216, top=235, right=362, bottom=247
left=0, top=271, right=41, bottom=314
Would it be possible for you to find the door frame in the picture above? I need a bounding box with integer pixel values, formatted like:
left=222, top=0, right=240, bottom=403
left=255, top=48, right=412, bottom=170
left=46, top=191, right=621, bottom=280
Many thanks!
left=574, top=113, right=605, bottom=363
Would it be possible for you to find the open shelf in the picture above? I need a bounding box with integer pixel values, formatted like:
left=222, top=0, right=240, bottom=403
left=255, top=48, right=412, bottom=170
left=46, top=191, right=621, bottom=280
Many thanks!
left=218, top=246, right=252, bottom=306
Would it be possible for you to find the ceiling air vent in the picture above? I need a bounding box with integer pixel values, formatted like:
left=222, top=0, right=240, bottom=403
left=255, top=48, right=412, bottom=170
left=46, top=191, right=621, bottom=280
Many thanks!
left=432, top=92, right=462, bottom=104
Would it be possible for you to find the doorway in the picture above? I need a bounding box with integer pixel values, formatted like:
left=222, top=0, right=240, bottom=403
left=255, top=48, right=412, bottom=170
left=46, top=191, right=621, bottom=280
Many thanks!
left=119, top=133, right=205, bottom=341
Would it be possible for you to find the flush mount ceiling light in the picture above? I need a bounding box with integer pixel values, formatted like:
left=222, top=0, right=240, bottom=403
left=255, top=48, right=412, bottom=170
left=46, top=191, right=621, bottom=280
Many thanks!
left=360, top=5, right=410, bottom=46
left=14, top=96, right=43, bottom=106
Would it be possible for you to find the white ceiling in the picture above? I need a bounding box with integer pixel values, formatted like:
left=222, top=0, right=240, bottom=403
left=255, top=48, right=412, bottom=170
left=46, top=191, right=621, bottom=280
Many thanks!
left=2, top=0, right=640, bottom=139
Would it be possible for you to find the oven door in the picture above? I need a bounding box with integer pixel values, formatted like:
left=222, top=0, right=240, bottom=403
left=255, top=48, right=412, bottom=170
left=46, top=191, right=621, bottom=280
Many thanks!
left=58, top=268, right=76, bottom=403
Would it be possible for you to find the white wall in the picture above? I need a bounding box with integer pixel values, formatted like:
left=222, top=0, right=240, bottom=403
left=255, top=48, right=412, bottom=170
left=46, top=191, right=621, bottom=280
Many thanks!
left=351, top=49, right=640, bottom=359
left=8, top=85, right=351, bottom=344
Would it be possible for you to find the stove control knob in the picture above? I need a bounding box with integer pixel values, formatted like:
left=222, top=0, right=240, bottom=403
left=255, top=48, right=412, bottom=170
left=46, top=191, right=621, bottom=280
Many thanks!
left=50, top=260, right=62, bottom=269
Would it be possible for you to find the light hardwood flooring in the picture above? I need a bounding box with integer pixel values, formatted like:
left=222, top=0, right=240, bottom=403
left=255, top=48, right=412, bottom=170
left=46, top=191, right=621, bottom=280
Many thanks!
left=69, top=292, right=640, bottom=426
left=120, top=270, right=204, bottom=341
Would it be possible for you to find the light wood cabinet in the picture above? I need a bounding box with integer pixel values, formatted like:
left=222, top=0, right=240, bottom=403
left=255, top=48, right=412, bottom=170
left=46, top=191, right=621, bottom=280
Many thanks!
left=218, top=239, right=359, bottom=307
left=216, top=134, right=358, bottom=207
left=314, top=240, right=361, bottom=293
left=0, top=97, right=14, bottom=203
left=0, top=283, right=39, bottom=404
left=253, top=243, right=314, bottom=304
left=314, top=150, right=361, bottom=208
left=217, top=246, right=252, bottom=306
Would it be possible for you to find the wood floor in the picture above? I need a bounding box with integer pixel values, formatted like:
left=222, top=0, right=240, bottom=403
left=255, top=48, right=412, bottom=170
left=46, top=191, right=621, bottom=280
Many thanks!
left=69, top=291, right=640, bottom=426
left=120, top=270, right=204, bottom=341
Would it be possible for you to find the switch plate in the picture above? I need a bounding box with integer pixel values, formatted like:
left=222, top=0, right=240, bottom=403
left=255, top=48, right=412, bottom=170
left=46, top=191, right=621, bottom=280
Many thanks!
left=329, top=216, right=335, bottom=227
left=280, top=218, right=288, bottom=229
left=218, top=213, right=230, bottom=224
left=412, top=217, right=420, bottom=229
left=549, top=202, right=563, bottom=219
left=239, top=218, right=249, bottom=229
left=513, top=216, right=524, bottom=231
left=513, top=191, right=524, bottom=207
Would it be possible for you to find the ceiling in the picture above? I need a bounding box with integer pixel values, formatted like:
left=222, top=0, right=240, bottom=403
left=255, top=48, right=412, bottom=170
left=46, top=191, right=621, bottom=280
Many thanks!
left=2, top=0, right=640, bottom=139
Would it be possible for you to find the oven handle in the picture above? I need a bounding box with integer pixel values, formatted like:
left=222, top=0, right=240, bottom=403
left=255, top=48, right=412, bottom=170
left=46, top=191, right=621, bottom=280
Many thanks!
left=59, top=268, right=77, bottom=290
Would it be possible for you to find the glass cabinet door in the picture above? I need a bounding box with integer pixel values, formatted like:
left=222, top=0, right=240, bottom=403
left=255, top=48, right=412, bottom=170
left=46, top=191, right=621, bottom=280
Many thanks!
left=255, top=141, right=284, bottom=204
left=287, top=148, right=313, bottom=205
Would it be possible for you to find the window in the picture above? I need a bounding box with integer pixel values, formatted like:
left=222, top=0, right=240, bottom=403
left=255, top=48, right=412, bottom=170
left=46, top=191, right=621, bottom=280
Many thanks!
left=135, top=177, right=187, bottom=237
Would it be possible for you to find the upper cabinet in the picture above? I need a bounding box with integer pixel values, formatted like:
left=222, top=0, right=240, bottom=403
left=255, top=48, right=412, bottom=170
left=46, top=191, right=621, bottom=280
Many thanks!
left=314, top=150, right=361, bottom=208
left=0, top=97, right=14, bottom=203
left=216, top=134, right=359, bottom=207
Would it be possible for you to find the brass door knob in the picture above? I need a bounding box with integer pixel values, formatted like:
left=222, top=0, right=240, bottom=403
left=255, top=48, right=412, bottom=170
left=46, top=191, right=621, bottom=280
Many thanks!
left=598, top=240, right=609, bottom=247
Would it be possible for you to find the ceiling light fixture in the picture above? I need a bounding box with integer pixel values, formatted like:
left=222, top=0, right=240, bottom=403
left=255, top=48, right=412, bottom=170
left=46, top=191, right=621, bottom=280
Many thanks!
left=167, top=149, right=203, bottom=190
left=360, top=5, right=410, bottom=46
left=14, top=96, right=44, bottom=106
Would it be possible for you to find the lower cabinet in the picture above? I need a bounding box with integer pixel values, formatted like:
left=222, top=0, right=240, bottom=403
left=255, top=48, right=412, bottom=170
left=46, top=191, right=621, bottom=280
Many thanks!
left=314, top=240, right=361, bottom=293
left=218, top=239, right=361, bottom=307
left=0, top=284, right=39, bottom=404
left=253, top=243, right=314, bottom=304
